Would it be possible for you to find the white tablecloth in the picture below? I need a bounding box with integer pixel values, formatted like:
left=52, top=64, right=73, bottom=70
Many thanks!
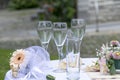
left=44, top=58, right=97, bottom=80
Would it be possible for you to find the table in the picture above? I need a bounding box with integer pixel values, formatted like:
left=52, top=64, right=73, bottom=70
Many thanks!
left=45, top=58, right=98, bottom=80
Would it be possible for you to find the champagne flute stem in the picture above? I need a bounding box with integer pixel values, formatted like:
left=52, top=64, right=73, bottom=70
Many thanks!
left=57, top=46, right=64, bottom=62
left=74, top=40, right=82, bottom=54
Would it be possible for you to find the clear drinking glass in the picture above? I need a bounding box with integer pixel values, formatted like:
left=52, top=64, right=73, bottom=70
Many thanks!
left=53, top=22, right=67, bottom=72
left=37, top=21, right=52, bottom=51
left=66, top=19, right=86, bottom=80
left=66, top=30, right=80, bottom=80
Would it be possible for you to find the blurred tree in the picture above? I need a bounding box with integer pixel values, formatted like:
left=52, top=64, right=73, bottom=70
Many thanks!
left=8, top=0, right=77, bottom=27
left=8, top=0, right=39, bottom=10
left=39, top=0, right=76, bottom=27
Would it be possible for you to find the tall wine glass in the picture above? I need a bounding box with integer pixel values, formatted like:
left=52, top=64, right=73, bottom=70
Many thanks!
left=71, top=19, right=86, bottom=53
left=66, top=19, right=86, bottom=79
left=37, top=21, right=52, bottom=51
left=53, top=22, right=67, bottom=72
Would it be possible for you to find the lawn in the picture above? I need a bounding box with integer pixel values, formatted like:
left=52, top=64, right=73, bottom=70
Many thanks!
left=0, top=49, right=14, bottom=80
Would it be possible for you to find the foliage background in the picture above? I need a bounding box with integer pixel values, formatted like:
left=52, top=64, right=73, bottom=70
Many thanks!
left=8, top=0, right=77, bottom=27
left=40, top=0, right=76, bottom=27
left=8, top=0, right=39, bottom=10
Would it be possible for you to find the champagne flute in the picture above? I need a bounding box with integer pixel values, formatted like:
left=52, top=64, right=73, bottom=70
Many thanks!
left=37, top=21, right=52, bottom=51
left=53, top=22, right=67, bottom=72
left=66, top=19, right=86, bottom=80
left=71, top=19, right=86, bottom=53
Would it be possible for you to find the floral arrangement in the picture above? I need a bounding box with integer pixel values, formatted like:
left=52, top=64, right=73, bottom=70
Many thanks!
left=10, top=49, right=30, bottom=77
left=97, top=40, right=120, bottom=75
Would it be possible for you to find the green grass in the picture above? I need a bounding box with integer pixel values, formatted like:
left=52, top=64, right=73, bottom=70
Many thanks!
left=50, top=55, right=58, bottom=60
left=0, top=49, right=14, bottom=80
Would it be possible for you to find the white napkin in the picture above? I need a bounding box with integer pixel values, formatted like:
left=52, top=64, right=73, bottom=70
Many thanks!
left=4, top=46, right=50, bottom=80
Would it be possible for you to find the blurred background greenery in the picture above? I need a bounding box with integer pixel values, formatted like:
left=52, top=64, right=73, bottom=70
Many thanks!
left=8, top=0, right=76, bottom=27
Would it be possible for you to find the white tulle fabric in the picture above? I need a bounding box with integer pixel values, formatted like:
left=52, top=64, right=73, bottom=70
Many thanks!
left=5, top=46, right=50, bottom=80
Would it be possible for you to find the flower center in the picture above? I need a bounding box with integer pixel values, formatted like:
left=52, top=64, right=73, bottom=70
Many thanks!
left=18, top=57, right=21, bottom=60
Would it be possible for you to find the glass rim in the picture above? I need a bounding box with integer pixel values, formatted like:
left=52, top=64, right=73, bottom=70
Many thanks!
left=37, top=21, right=52, bottom=30
left=53, top=22, right=67, bottom=29
left=71, top=19, right=85, bottom=28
